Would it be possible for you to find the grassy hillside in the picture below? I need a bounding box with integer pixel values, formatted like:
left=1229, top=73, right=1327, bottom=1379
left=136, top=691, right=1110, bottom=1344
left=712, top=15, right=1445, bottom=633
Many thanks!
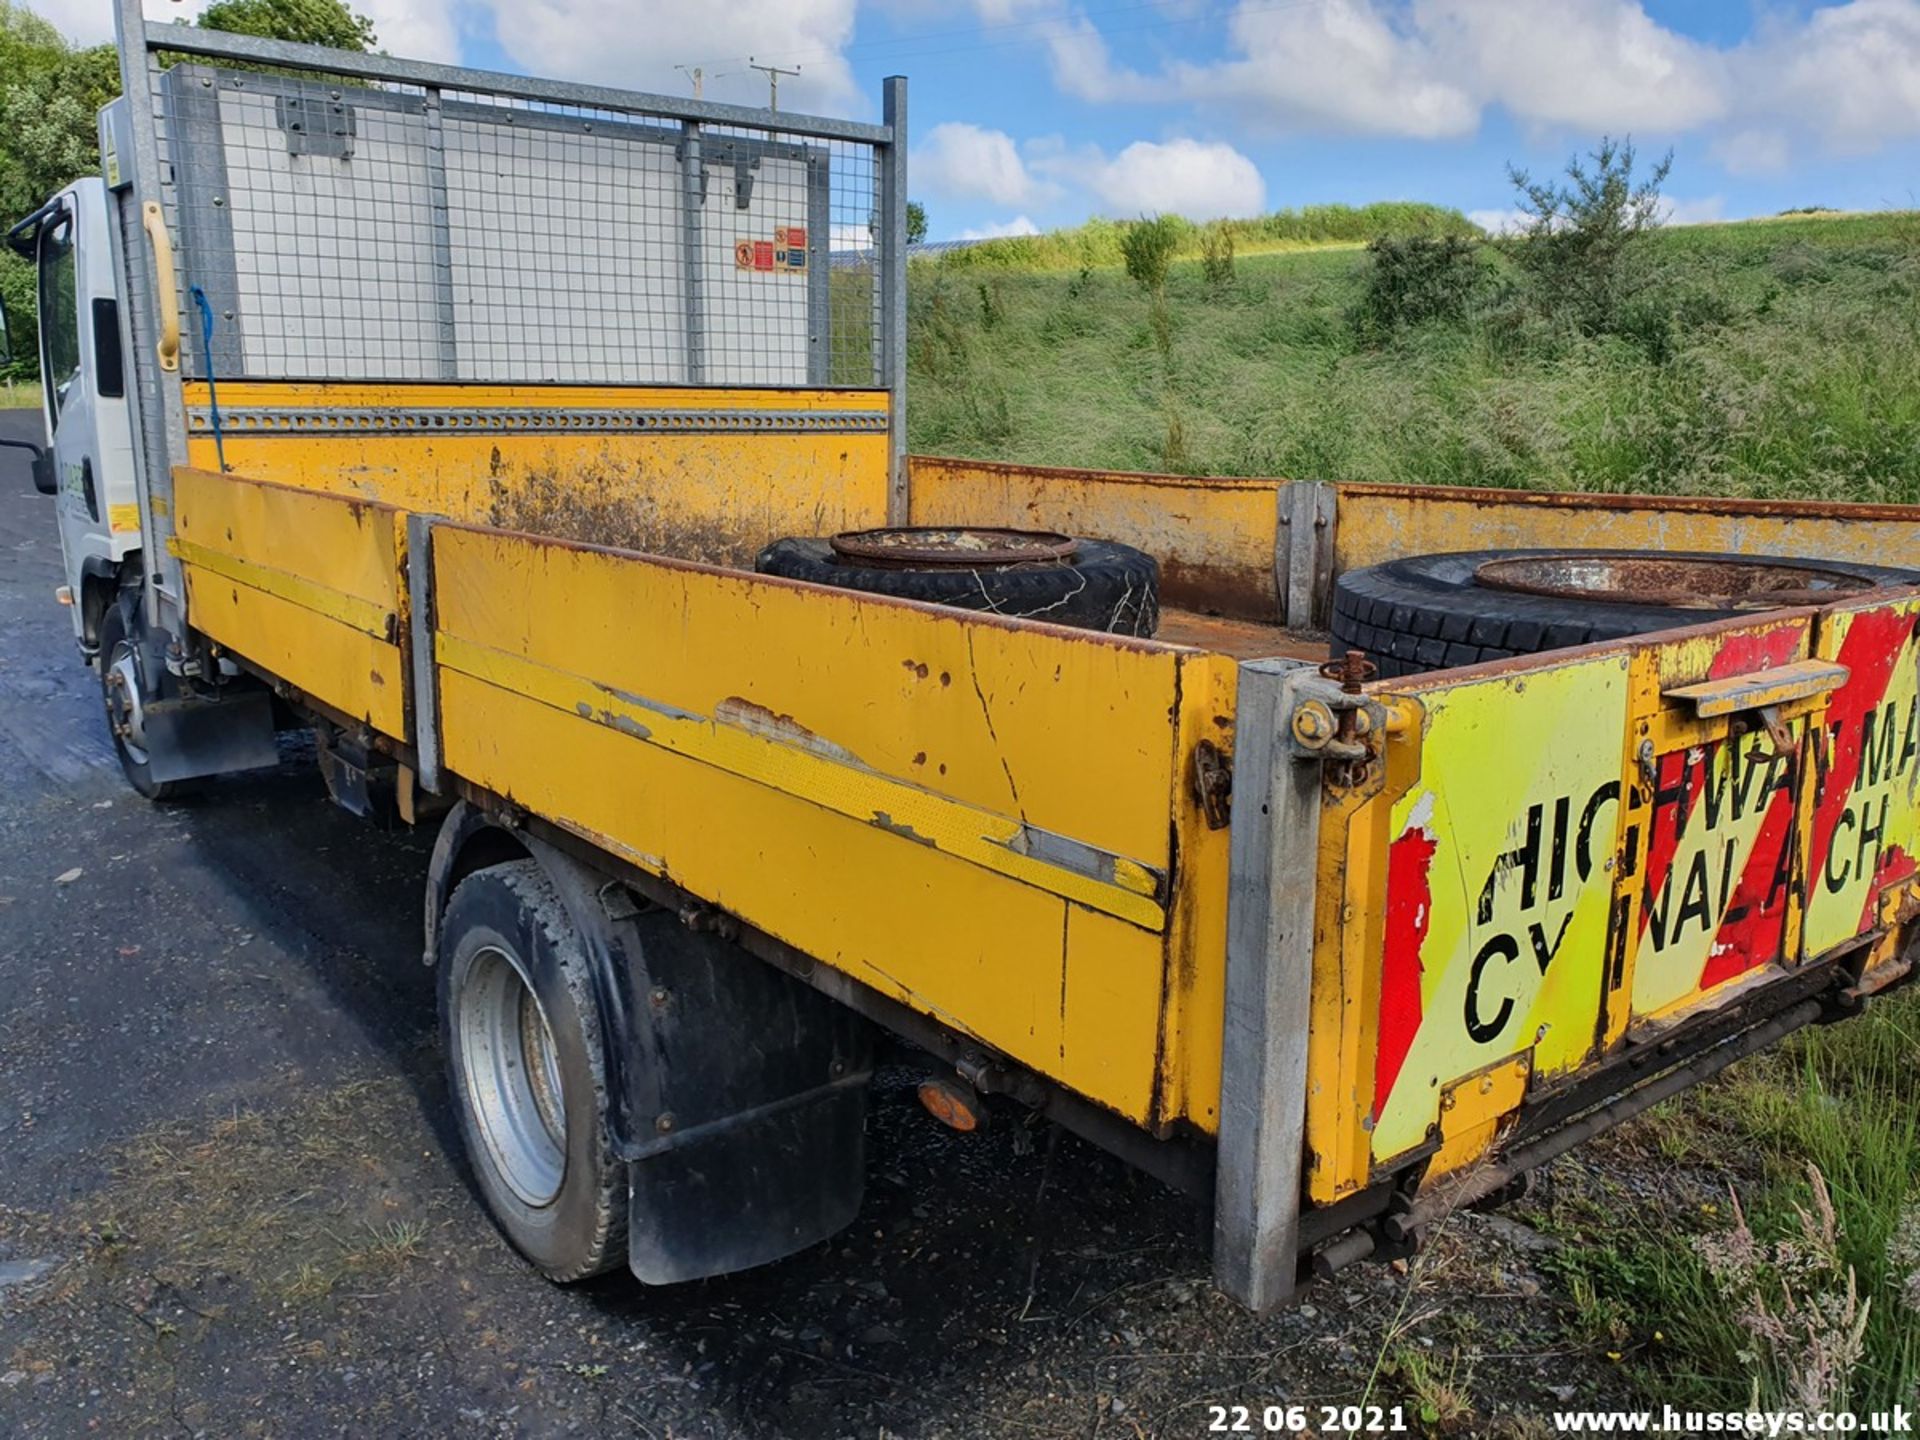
left=906, top=211, right=1920, bottom=504
left=928, top=200, right=1475, bottom=272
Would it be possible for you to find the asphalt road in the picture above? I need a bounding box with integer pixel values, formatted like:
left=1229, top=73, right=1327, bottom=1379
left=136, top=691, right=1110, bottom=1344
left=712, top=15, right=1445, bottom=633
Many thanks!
left=0, top=408, right=1628, bottom=1438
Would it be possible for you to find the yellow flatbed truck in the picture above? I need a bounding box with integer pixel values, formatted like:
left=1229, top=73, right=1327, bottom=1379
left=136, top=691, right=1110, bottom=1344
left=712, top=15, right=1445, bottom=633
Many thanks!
left=6, top=8, right=1918, bottom=1310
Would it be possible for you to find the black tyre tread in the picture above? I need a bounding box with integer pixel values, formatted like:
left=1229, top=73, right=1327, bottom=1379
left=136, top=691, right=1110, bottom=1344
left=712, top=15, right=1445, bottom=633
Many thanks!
left=755, top=536, right=1160, bottom=637
left=1331, top=548, right=1920, bottom=678
left=441, top=859, right=628, bottom=1283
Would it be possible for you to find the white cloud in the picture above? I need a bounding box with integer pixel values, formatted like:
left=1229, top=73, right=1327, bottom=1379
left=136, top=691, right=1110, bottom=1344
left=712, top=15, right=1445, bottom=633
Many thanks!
left=475, top=0, right=860, bottom=112
left=1042, top=14, right=1168, bottom=103
left=914, top=122, right=1051, bottom=206
left=28, top=0, right=209, bottom=48
left=1078, top=137, right=1268, bottom=220
left=357, top=0, right=460, bottom=62
left=1467, top=206, right=1528, bottom=236
left=1756, top=0, right=1920, bottom=151
left=1029, top=0, right=1920, bottom=165
left=1414, top=0, right=1727, bottom=134
left=1193, top=0, right=1478, bottom=138
left=958, top=214, right=1041, bottom=239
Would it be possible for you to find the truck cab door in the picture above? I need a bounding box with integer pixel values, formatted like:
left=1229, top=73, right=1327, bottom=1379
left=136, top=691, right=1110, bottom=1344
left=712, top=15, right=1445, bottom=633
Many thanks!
left=29, top=181, right=137, bottom=656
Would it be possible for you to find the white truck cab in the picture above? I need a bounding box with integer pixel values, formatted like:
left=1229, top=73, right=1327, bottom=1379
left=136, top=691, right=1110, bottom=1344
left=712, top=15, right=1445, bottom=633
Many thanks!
left=6, top=98, right=278, bottom=798
left=7, top=173, right=143, bottom=659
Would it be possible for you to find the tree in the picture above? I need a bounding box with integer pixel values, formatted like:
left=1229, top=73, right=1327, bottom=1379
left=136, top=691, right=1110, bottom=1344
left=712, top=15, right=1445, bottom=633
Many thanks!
left=905, top=201, right=927, bottom=245
left=1504, top=136, right=1672, bottom=334
left=0, top=0, right=375, bottom=378
left=196, top=0, right=377, bottom=53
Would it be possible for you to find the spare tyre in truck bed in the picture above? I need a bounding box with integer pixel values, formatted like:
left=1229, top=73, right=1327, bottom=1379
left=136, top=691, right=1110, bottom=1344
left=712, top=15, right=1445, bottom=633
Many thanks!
left=1332, top=548, right=1920, bottom=678
left=756, top=527, right=1162, bottom=637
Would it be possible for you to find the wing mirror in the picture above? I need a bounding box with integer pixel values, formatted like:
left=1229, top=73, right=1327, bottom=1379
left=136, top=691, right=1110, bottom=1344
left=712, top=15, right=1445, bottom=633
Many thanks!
left=1, top=213, right=57, bottom=494
left=0, top=436, right=56, bottom=495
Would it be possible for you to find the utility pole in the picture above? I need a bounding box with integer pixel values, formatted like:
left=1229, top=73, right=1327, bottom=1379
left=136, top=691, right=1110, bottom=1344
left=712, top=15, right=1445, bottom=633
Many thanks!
left=748, top=57, right=800, bottom=112
left=674, top=64, right=704, bottom=98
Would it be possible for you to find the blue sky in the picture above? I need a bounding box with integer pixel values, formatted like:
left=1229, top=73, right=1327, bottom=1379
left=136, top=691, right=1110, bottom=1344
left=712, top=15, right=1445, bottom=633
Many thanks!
left=37, top=0, right=1920, bottom=240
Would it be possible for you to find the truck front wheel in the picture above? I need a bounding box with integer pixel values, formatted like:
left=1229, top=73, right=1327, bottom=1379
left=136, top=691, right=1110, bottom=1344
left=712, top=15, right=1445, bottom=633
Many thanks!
left=96, top=601, right=195, bottom=801
left=439, top=859, right=628, bottom=1281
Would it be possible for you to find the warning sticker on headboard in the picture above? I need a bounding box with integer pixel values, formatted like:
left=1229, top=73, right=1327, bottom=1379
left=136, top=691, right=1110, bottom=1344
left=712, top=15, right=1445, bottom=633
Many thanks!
left=733, top=227, right=808, bottom=272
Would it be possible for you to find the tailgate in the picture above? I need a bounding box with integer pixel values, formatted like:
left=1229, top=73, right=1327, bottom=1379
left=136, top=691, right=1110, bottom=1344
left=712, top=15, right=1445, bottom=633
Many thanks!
left=1307, top=590, right=1920, bottom=1203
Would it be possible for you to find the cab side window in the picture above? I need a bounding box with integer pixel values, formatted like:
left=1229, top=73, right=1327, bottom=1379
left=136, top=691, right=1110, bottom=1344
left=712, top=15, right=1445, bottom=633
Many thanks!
left=38, top=213, right=81, bottom=426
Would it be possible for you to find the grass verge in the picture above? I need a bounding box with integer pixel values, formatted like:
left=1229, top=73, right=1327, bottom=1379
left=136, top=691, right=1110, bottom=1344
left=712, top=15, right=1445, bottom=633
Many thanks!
left=907, top=211, right=1920, bottom=503
left=1536, top=987, right=1920, bottom=1416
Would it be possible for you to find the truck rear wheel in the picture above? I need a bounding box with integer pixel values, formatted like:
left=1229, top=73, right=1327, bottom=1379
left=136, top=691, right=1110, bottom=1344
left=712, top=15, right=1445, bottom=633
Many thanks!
left=439, top=859, right=628, bottom=1282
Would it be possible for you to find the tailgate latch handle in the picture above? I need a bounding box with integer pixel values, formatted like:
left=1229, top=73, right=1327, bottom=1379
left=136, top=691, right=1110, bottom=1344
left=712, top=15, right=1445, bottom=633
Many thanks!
left=1662, top=658, right=1850, bottom=758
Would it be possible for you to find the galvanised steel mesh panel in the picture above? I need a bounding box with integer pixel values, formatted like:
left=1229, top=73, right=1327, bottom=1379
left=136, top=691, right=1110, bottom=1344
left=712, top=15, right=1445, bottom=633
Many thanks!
left=152, top=61, right=884, bottom=389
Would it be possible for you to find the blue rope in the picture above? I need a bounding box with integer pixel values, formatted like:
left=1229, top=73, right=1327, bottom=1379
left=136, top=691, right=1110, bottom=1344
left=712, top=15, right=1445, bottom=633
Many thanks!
left=189, top=286, right=227, bottom=472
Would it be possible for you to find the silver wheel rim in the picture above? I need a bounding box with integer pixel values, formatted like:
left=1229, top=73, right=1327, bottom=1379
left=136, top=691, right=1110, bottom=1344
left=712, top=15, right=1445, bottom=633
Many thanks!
left=458, top=945, right=567, bottom=1207
left=105, top=644, right=150, bottom=764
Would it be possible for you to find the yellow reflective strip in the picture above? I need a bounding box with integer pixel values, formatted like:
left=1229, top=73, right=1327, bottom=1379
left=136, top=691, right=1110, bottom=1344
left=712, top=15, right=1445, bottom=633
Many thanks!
left=435, top=630, right=1167, bottom=931
left=169, top=537, right=394, bottom=639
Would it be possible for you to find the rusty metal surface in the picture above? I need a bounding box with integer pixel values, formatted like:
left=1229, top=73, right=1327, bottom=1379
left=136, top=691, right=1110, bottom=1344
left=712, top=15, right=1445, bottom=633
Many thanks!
left=829, top=525, right=1078, bottom=569
left=1474, top=553, right=1875, bottom=609
left=1152, top=610, right=1325, bottom=661
left=1335, top=482, right=1920, bottom=583
left=1339, top=480, right=1920, bottom=524
left=908, top=456, right=1284, bottom=622
left=913, top=453, right=1284, bottom=492
left=1662, top=657, right=1852, bottom=716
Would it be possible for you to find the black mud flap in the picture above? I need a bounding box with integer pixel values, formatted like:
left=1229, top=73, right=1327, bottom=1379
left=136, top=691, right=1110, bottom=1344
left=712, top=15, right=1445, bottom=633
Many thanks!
left=144, top=688, right=279, bottom=783
left=620, top=915, right=872, bottom=1284
left=515, top=830, right=873, bottom=1285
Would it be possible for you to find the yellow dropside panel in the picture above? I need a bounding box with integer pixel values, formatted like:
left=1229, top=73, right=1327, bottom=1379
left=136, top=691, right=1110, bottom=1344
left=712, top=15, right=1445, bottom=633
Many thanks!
left=171, top=469, right=406, bottom=736
left=1153, top=650, right=1239, bottom=1133
left=431, top=526, right=1180, bottom=871
left=1357, top=653, right=1630, bottom=1184
left=1334, top=484, right=1920, bottom=577
left=436, top=667, right=1166, bottom=1120
left=909, top=457, right=1281, bottom=621
left=181, top=382, right=891, bottom=567
left=174, top=467, right=401, bottom=613
left=182, top=568, right=405, bottom=736
left=1064, top=905, right=1178, bottom=1117
left=1615, top=617, right=1818, bottom=1030
left=1801, top=595, right=1920, bottom=959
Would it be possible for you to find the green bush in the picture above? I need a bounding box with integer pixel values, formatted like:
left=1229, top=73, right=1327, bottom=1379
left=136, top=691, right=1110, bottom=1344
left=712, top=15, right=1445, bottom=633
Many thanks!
left=1200, top=222, right=1236, bottom=291
left=1504, top=136, right=1672, bottom=335
left=1119, top=215, right=1183, bottom=293
left=1351, top=234, right=1487, bottom=340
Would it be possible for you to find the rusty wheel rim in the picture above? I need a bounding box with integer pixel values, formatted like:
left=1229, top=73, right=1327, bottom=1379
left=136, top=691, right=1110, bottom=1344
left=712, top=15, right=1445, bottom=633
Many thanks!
left=1473, top=554, right=1875, bottom=610
left=828, top=526, right=1079, bottom=569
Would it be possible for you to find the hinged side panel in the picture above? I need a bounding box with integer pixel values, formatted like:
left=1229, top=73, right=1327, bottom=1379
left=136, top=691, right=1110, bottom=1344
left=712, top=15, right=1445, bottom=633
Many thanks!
left=1802, top=591, right=1920, bottom=968
left=1306, top=599, right=1920, bottom=1207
